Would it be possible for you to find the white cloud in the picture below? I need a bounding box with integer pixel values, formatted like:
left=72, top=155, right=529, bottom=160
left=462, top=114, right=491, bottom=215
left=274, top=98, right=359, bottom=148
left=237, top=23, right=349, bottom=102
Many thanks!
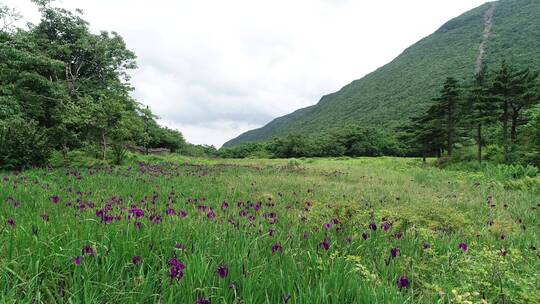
left=4, top=0, right=489, bottom=146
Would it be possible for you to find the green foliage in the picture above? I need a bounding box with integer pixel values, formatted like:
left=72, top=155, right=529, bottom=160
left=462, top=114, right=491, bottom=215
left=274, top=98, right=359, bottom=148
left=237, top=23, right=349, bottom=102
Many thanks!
left=0, top=1, right=186, bottom=169
left=0, top=119, right=51, bottom=170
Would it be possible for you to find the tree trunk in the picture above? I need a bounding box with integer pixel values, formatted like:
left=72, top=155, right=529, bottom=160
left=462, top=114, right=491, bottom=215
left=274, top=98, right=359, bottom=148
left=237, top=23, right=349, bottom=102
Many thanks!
left=477, top=123, right=482, bottom=164
left=502, top=100, right=509, bottom=163
left=447, top=102, right=454, bottom=156
left=510, top=109, right=519, bottom=144
left=102, top=133, right=107, bottom=160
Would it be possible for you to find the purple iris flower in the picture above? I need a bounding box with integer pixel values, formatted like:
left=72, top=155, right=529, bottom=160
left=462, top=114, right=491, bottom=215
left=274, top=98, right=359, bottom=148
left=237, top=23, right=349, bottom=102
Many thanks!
left=7, top=218, right=15, bottom=228
left=82, top=245, right=95, bottom=257
left=369, top=223, right=377, bottom=231
left=458, top=242, right=468, bottom=252
left=217, top=265, right=229, bottom=279
left=390, top=247, right=400, bottom=258
left=132, top=256, right=142, bottom=265
left=51, top=195, right=60, bottom=204
left=362, top=232, right=369, bottom=240
left=169, top=257, right=186, bottom=280
left=73, top=256, right=82, bottom=266
left=396, top=276, right=409, bottom=289
left=320, top=239, right=330, bottom=251
left=272, top=242, right=283, bottom=254
left=221, top=201, right=229, bottom=209
left=196, top=299, right=211, bottom=304
left=382, top=222, right=391, bottom=232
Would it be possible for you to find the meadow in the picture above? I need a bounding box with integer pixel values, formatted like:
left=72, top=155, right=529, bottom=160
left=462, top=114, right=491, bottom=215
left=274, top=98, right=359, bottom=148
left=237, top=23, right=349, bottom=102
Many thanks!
left=0, top=156, right=538, bottom=303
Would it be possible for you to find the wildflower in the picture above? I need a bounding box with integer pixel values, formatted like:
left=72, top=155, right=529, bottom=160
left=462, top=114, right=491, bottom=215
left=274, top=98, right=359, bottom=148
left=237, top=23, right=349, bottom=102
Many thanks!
left=320, top=239, right=330, bottom=251
left=135, top=221, right=143, bottom=230
left=175, top=243, right=185, bottom=250
left=7, top=218, right=15, bottom=228
left=82, top=245, right=95, bottom=257
left=51, top=195, right=60, bottom=204
left=323, top=223, right=332, bottom=230
left=394, top=232, right=403, bottom=239
left=217, top=265, right=229, bottom=279
left=41, top=214, right=49, bottom=222
left=369, top=223, right=377, bottom=231
left=272, top=242, right=283, bottom=254
left=207, top=210, right=216, bottom=219
left=221, top=201, right=229, bottom=209
left=362, top=232, right=369, bottom=240
left=73, top=256, right=82, bottom=266
left=166, top=208, right=176, bottom=215
left=382, top=222, right=391, bottom=231
left=132, top=256, right=142, bottom=265
left=458, top=242, right=468, bottom=252
left=268, top=229, right=274, bottom=237
left=345, top=236, right=352, bottom=244
left=390, top=247, right=400, bottom=258
left=396, top=276, right=410, bottom=289
left=196, top=298, right=211, bottom=304
left=169, top=257, right=186, bottom=280
left=422, top=242, right=431, bottom=250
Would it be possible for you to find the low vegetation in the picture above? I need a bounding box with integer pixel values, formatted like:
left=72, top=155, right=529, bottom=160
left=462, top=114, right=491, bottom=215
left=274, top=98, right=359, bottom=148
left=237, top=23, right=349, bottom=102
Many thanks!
left=0, top=157, right=538, bottom=303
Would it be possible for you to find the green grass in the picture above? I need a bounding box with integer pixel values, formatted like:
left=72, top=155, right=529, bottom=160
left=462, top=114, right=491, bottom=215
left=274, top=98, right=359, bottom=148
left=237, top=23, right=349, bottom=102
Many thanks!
left=0, top=157, right=538, bottom=303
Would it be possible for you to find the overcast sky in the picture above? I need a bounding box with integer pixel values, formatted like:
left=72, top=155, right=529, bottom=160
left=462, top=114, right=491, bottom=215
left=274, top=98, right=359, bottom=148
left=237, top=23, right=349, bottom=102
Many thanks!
left=5, top=0, right=488, bottom=147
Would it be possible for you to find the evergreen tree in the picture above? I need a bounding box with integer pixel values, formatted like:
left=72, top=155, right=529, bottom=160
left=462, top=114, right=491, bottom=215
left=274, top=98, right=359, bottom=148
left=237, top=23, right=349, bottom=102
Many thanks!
left=433, top=77, right=462, bottom=156
left=465, top=66, right=498, bottom=163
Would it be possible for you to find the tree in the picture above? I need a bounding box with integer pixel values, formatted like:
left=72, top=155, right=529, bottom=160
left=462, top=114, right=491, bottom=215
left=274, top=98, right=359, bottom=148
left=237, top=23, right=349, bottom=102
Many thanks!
left=464, top=66, right=498, bottom=163
left=491, top=61, right=539, bottom=162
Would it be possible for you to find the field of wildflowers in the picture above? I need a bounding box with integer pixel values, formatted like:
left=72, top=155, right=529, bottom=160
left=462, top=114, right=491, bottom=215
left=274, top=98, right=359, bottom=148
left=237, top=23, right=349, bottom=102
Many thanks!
left=0, top=157, right=538, bottom=303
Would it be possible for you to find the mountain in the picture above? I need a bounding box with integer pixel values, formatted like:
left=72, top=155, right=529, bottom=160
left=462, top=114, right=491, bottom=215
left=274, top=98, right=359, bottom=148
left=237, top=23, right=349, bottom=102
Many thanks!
left=223, top=0, right=540, bottom=147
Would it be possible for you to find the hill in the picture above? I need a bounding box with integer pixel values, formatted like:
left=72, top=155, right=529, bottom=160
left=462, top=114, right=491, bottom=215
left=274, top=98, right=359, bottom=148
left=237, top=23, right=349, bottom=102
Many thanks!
left=224, top=0, right=540, bottom=147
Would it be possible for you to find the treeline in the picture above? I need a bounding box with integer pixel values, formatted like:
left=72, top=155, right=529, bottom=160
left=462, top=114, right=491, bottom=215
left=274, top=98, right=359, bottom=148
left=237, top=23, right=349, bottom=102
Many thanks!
left=0, top=1, right=186, bottom=170
left=405, top=61, right=540, bottom=166
left=218, top=126, right=405, bottom=159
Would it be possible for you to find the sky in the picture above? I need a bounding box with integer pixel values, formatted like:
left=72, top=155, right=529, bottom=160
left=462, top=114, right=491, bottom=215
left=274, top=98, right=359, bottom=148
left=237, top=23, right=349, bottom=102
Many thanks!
left=5, top=0, right=488, bottom=147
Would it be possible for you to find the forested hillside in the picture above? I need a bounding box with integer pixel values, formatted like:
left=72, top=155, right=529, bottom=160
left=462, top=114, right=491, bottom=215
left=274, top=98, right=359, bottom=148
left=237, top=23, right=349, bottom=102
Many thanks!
left=225, top=0, right=540, bottom=147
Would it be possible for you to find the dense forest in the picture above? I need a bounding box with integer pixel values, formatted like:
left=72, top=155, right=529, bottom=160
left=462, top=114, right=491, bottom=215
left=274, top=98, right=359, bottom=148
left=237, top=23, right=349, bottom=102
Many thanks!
left=0, top=1, right=200, bottom=170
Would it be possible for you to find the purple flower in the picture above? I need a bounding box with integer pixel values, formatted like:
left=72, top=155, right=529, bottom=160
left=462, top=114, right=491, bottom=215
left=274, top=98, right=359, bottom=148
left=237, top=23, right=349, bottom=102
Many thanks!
left=169, top=257, right=186, bottom=280
left=135, top=221, right=143, bottom=230
left=51, top=195, right=60, bottom=204
left=396, top=276, right=409, bottom=289
left=132, top=256, right=142, bottom=265
left=382, top=222, right=391, bottom=232
left=458, top=242, right=468, bottom=252
left=303, top=232, right=310, bottom=239
left=332, top=218, right=340, bottom=225
left=320, top=239, right=330, bottom=251
left=362, top=232, right=369, bottom=240
left=196, top=298, right=211, bottom=304
left=207, top=210, right=216, bottom=219
left=221, top=201, right=229, bottom=209
left=7, top=218, right=15, bottom=228
left=394, top=232, right=403, bottom=239
left=73, top=256, right=82, bottom=266
left=131, top=207, right=145, bottom=218
left=345, top=236, right=352, bottom=244
left=369, top=223, right=377, bottom=231
left=41, top=214, right=49, bottom=222
left=272, top=242, right=283, bottom=254
left=268, top=229, right=274, bottom=237
left=323, top=223, right=332, bottom=230
left=82, top=245, right=95, bottom=257
left=166, top=208, right=176, bottom=215
left=390, top=247, right=400, bottom=258
left=217, top=265, right=229, bottom=279
left=175, top=243, right=185, bottom=250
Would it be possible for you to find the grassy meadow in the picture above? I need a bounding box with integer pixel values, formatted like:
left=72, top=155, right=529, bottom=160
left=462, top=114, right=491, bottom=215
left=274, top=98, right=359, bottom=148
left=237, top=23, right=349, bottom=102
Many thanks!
left=0, top=156, right=538, bottom=303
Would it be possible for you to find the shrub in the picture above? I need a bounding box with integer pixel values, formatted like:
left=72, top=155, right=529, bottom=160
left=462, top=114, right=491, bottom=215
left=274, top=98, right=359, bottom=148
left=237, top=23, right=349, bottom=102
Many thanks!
left=0, top=119, right=51, bottom=170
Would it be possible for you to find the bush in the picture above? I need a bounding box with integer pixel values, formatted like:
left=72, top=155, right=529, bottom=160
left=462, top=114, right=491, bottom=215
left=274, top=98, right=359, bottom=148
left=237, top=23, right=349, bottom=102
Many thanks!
left=0, top=119, right=51, bottom=170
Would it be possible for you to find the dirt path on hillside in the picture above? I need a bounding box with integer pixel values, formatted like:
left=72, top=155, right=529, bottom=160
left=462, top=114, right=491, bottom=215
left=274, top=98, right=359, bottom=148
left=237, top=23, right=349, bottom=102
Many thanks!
left=475, top=2, right=497, bottom=75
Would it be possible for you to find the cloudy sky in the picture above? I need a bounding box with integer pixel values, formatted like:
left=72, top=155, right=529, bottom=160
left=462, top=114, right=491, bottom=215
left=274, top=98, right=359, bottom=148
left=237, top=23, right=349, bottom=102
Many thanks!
left=6, top=0, right=488, bottom=147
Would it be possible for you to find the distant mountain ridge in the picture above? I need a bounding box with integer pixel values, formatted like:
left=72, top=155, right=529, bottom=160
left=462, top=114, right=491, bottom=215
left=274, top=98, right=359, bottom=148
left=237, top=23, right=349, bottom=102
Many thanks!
left=223, top=0, right=540, bottom=147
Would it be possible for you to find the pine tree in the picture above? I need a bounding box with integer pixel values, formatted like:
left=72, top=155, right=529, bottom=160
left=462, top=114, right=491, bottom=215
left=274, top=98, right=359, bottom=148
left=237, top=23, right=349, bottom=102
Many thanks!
left=432, top=77, right=462, bottom=156
left=491, top=61, right=539, bottom=162
left=465, top=66, right=498, bottom=163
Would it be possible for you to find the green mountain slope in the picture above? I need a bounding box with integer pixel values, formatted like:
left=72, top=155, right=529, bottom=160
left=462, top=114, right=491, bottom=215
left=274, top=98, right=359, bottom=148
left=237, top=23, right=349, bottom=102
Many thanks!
left=224, top=0, right=540, bottom=147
